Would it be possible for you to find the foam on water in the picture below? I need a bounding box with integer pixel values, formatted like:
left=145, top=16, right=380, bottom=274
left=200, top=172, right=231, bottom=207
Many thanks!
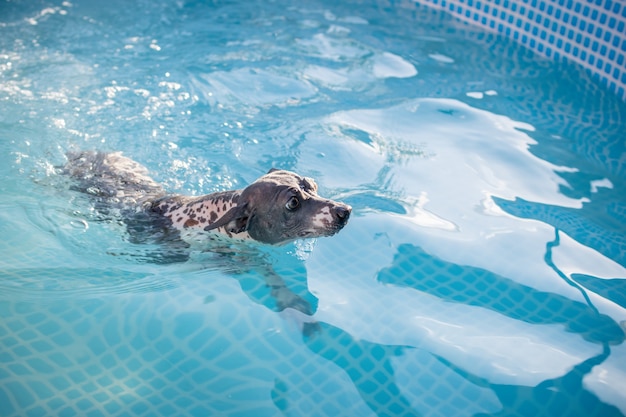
left=1, top=0, right=625, bottom=416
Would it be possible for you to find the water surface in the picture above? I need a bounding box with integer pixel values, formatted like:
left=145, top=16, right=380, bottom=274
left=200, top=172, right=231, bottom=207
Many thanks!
left=1, top=0, right=625, bottom=416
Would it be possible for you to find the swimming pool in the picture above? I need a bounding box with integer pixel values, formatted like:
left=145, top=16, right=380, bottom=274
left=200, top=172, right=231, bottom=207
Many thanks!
left=1, top=0, right=625, bottom=416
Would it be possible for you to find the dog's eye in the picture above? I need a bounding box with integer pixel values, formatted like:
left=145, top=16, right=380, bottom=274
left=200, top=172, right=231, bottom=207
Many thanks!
left=285, top=196, right=300, bottom=211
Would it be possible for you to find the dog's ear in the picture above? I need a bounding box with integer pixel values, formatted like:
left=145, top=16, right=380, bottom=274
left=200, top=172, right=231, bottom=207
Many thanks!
left=300, top=176, right=318, bottom=193
left=225, top=204, right=252, bottom=234
left=203, top=203, right=253, bottom=234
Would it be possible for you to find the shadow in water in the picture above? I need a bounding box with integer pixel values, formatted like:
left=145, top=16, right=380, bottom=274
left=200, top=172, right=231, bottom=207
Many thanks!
left=268, top=235, right=625, bottom=416
left=433, top=344, right=623, bottom=417
left=494, top=196, right=626, bottom=268
left=572, top=274, right=626, bottom=310
left=377, top=243, right=625, bottom=346
left=269, top=316, right=624, bottom=417
left=299, top=322, right=419, bottom=417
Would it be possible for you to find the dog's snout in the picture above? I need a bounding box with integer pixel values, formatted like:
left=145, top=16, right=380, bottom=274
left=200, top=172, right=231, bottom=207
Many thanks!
left=333, top=204, right=352, bottom=223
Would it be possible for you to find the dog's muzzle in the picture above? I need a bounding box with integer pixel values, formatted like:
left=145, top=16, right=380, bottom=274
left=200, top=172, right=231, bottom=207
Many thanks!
left=332, top=204, right=352, bottom=230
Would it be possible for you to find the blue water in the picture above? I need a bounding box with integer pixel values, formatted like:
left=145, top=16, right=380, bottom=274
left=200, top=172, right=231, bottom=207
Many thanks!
left=1, top=0, right=626, bottom=416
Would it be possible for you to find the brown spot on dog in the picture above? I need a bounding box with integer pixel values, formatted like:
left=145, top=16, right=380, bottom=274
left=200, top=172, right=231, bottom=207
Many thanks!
left=210, top=211, right=218, bottom=222
left=184, top=219, right=199, bottom=228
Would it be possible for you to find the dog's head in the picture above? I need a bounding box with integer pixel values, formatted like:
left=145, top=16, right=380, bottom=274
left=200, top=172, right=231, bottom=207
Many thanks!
left=209, top=169, right=351, bottom=245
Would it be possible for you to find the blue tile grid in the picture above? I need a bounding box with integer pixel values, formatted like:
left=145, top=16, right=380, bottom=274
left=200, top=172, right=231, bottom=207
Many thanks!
left=419, top=0, right=626, bottom=100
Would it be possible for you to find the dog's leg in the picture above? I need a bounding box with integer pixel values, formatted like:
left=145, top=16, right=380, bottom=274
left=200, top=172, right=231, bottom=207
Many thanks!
left=258, top=264, right=321, bottom=335
left=263, top=267, right=314, bottom=315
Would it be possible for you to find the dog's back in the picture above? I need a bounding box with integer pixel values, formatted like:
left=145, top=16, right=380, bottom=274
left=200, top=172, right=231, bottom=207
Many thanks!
left=63, top=151, right=192, bottom=262
left=64, top=151, right=166, bottom=212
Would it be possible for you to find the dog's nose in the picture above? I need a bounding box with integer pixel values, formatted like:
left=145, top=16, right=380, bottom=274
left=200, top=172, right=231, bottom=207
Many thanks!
left=334, top=205, right=352, bottom=223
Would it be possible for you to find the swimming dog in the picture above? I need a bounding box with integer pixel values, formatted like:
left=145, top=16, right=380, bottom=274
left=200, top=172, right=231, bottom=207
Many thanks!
left=63, top=150, right=351, bottom=247
left=63, top=150, right=351, bottom=326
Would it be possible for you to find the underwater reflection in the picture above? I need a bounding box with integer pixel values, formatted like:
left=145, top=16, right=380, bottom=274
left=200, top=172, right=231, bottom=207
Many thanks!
left=494, top=196, right=626, bottom=268
left=433, top=344, right=622, bottom=417
left=377, top=243, right=625, bottom=346
left=301, top=321, right=419, bottom=417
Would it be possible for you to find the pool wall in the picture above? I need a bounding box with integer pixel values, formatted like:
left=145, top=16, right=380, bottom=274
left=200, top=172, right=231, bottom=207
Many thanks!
left=417, top=0, right=626, bottom=101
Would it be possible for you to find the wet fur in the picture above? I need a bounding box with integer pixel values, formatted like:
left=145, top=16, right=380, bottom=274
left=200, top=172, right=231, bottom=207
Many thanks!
left=63, top=150, right=351, bottom=248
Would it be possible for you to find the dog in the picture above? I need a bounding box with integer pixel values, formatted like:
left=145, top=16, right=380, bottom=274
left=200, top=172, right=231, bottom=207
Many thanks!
left=62, top=151, right=351, bottom=326
left=63, top=150, right=351, bottom=246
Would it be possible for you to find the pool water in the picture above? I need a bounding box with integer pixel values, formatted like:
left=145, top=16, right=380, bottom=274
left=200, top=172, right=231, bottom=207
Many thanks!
left=1, top=0, right=626, bottom=416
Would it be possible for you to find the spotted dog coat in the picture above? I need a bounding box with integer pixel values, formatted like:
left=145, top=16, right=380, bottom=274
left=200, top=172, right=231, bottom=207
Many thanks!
left=63, top=151, right=351, bottom=246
